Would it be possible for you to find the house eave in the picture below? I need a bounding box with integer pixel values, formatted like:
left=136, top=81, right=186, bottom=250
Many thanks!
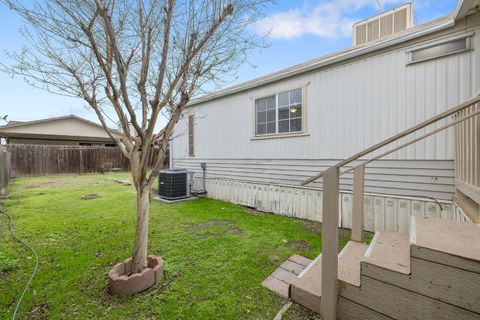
left=454, top=0, right=480, bottom=21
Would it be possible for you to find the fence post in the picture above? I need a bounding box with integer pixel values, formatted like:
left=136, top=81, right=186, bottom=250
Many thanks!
left=352, top=165, right=365, bottom=242
left=0, top=150, right=4, bottom=196
left=321, top=167, right=339, bottom=320
left=79, top=147, right=84, bottom=175
left=0, top=148, right=8, bottom=196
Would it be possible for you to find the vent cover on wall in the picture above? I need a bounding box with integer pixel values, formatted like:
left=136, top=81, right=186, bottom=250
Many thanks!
left=353, top=3, right=414, bottom=46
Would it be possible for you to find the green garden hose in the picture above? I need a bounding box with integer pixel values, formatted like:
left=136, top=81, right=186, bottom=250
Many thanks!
left=0, top=205, right=39, bottom=320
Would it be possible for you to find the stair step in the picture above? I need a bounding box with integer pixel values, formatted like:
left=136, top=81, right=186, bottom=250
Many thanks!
left=340, top=273, right=480, bottom=320
left=338, top=241, right=369, bottom=286
left=262, top=254, right=312, bottom=298
left=363, top=231, right=410, bottom=274
left=290, top=241, right=368, bottom=313
left=412, top=216, right=480, bottom=263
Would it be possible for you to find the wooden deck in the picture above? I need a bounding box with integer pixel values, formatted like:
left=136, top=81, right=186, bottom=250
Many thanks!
left=263, top=217, right=480, bottom=319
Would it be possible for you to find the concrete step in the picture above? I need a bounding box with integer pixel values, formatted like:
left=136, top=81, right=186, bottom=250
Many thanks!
left=363, top=231, right=410, bottom=275
left=411, top=216, right=480, bottom=273
left=290, top=241, right=368, bottom=314
left=261, top=254, right=312, bottom=298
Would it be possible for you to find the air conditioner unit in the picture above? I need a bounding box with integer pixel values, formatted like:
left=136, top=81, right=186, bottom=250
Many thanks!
left=158, top=169, right=193, bottom=200
left=353, top=3, right=414, bottom=46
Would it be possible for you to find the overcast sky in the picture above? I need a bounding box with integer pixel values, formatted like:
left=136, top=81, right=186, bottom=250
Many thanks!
left=0, top=0, right=457, bottom=128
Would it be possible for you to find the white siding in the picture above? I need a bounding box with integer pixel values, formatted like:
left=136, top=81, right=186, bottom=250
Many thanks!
left=173, top=21, right=480, bottom=201
left=175, top=158, right=454, bottom=200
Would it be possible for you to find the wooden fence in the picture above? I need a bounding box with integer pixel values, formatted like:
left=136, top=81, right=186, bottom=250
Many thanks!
left=0, top=146, right=10, bottom=195
left=5, top=144, right=165, bottom=178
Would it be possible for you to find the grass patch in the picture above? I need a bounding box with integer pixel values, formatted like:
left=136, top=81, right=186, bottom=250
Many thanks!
left=0, top=173, right=363, bottom=319
left=0, top=249, right=20, bottom=273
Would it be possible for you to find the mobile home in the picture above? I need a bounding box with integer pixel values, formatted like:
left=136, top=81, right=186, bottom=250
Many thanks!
left=172, top=1, right=480, bottom=232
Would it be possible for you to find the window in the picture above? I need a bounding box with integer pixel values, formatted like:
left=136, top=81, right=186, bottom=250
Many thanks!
left=188, top=115, right=194, bottom=157
left=408, top=37, right=470, bottom=64
left=105, top=143, right=117, bottom=148
left=255, top=88, right=303, bottom=136
left=255, top=95, right=276, bottom=135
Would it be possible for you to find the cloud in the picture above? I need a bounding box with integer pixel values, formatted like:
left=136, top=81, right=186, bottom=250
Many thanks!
left=253, top=0, right=405, bottom=40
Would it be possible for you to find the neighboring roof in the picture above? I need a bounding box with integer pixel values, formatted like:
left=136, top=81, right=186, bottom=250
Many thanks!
left=0, top=114, right=122, bottom=141
left=189, top=0, right=476, bottom=107
left=0, top=114, right=120, bottom=134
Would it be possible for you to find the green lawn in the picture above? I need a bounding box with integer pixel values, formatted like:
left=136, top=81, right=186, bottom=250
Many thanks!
left=0, top=173, right=360, bottom=319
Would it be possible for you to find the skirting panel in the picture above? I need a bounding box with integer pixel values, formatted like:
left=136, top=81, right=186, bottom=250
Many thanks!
left=195, top=177, right=471, bottom=234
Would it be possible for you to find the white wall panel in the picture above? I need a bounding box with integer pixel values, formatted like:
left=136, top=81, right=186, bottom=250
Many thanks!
left=373, top=197, right=386, bottom=231
left=174, top=23, right=480, bottom=202
left=174, top=40, right=476, bottom=162
left=177, top=158, right=455, bottom=200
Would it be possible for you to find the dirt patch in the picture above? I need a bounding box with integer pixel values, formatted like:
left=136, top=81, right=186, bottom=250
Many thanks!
left=302, top=221, right=351, bottom=239
left=286, top=240, right=311, bottom=251
left=109, top=178, right=132, bottom=186
left=25, top=185, right=40, bottom=189
left=186, top=219, right=233, bottom=232
left=25, top=181, right=54, bottom=189
left=22, top=176, right=104, bottom=189
left=27, top=303, right=50, bottom=319
left=302, top=221, right=322, bottom=235
left=185, top=220, right=242, bottom=238
left=224, top=228, right=242, bottom=235
left=81, top=193, right=101, bottom=200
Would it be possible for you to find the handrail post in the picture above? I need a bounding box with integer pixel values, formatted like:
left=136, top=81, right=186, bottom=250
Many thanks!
left=321, top=167, right=339, bottom=320
left=352, top=165, right=365, bottom=242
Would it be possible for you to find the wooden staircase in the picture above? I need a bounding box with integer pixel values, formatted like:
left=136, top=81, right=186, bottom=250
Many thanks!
left=290, top=216, right=480, bottom=319
left=290, top=95, right=480, bottom=319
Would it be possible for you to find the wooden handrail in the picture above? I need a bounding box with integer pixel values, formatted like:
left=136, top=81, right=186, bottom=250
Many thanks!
left=311, top=95, right=480, bottom=320
left=341, top=108, right=480, bottom=176
left=301, top=94, right=480, bottom=185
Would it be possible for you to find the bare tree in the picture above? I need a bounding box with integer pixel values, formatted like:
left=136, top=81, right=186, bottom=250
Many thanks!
left=2, top=0, right=270, bottom=273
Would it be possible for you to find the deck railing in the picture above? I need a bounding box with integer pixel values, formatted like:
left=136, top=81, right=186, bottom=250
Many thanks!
left=301, top=94, right=480, bottom=320
left=454, top=101, right=480, bottom=221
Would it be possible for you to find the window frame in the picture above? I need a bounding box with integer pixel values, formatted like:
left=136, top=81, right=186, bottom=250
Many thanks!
left=406, top=33, right=472, bottom=65
left=251, top=83, right=308, bottom=140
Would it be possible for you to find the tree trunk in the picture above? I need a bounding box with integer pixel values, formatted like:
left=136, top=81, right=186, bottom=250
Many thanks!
left=132, top=190, right=150, bottom=273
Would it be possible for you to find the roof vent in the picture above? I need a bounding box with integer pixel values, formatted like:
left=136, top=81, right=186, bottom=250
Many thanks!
left=353, top=3, right=414, bottom=46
